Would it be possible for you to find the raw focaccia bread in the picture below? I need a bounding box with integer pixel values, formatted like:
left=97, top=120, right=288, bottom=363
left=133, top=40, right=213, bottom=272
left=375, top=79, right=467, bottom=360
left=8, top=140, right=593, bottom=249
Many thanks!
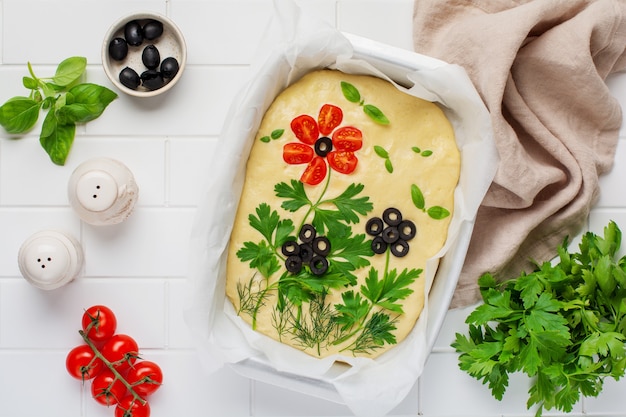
left=226, top=69, right=460, bottom=358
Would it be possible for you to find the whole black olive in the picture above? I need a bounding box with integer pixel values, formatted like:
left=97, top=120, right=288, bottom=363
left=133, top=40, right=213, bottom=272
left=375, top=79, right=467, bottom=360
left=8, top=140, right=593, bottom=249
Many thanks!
left=141, top=70, right=165, bottom=90
left=143, top=20, right=163, bottom=40
left=119, top=67, right=140, bottom=90
left=108, top=38, right=128, bottom=61
left=124, top=20, right=143, bottom=46
left=160, top=57, right=179, bottom=79
left=142, top=45, right=160, bottom=70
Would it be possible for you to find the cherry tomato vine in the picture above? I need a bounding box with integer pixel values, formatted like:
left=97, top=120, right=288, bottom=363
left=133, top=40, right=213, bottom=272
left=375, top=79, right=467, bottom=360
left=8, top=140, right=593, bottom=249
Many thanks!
left=66, top=305, right=163, bottom=417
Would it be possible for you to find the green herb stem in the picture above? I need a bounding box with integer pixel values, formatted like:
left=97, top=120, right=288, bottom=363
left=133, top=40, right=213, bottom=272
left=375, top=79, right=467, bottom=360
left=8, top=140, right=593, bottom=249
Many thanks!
left=79, top=328, right=146, bottom=406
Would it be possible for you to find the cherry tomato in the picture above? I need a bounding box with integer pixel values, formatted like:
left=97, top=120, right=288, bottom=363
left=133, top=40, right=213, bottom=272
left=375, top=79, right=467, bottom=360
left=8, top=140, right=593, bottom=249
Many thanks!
left=101, top=334, right=139, bottom=372
left=300, top=156, right=327, bottom=185
left=82, top=305, right=117, bottom=344
left=327, top=151, right=358, bottom=175
left=126, top=360, right=163, bottom=397
left=283, top=143, right=314, bottom=164
left=332, top=126, right=363, bottom=151
left=66, top=344, right=104, bottom=380
left=317, top=104, right=342, bottom=135
left=290, top=115, right=319, bottom=145
left=115, top=395, right=151, bottom=417
left=92, top=369, right=127, bottom=406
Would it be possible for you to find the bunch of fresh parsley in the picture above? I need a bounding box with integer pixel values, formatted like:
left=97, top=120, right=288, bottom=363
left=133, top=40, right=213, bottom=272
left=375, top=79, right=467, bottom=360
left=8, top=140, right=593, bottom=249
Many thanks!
left=0, top=57, right=117, bottom=165
left=453, top=221, right=626, bottom=416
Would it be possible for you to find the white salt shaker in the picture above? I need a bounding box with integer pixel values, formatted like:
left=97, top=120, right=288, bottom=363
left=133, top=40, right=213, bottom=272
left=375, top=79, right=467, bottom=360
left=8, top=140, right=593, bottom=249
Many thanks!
left=18, top=230, right=84, bottom=290
left=68, top=158, right=139, bottom=226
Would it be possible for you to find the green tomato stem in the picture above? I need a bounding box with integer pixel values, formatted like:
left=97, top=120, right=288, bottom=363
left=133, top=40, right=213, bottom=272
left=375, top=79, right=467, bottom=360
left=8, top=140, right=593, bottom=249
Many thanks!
left=79, top=327, right=146, bottom=406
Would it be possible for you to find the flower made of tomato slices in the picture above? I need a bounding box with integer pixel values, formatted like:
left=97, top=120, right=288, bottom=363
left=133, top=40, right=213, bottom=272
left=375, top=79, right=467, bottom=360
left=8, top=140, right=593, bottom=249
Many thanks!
left=282, top=104, right=363, bottom=185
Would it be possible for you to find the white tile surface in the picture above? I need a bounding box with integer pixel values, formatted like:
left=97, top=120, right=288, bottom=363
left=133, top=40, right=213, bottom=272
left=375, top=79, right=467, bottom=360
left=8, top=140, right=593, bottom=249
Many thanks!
left=0, top=1, right=625, bottom=416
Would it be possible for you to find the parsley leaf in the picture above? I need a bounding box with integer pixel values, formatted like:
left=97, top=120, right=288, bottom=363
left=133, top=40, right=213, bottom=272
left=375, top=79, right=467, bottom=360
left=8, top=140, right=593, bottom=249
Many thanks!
left=453, top=221, right=626, bottom=416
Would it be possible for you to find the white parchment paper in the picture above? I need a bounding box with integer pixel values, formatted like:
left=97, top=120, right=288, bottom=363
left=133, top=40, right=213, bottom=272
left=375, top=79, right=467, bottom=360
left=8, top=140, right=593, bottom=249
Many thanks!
left=185, top=1, right=498, bottom=415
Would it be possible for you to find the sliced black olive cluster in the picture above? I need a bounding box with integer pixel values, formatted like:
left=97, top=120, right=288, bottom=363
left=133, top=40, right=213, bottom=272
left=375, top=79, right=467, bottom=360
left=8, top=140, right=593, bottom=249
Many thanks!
left=108, top=19, right=180, bottom=91
left=366, top=208, right=416, bottom=257
left=281, top=224, right=331, bottom=276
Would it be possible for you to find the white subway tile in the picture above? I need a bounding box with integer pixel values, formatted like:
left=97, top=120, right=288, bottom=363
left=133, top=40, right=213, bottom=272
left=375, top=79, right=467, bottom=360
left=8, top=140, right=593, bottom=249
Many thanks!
left=0, top=351, right=81, bottom=417
left=2, top=1, right=165, bottom=65
left=168, top=137, right=218, bottom=206
left=0, top=278, right=166, bottom=348
left=82, top=207, right=195, bottom=277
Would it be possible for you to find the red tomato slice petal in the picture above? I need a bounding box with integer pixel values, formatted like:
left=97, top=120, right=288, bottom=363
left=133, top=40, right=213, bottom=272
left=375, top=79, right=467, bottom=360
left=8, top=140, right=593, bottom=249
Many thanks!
left=291, top=115, right=319, bottom=145
left=300, top=156, right=327, bottom=185
left=318, top=104, right=343, bottom=135
left=283, top=143, right=314, bottom=164
left=332, top=126, right=363, bottom=151
left=327, top=151, right=358, bottom=175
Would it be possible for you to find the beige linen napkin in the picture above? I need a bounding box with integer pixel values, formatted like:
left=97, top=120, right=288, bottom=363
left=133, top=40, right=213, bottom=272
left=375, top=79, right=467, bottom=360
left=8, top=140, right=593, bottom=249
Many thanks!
left=413, top=0, right=626, bottom=307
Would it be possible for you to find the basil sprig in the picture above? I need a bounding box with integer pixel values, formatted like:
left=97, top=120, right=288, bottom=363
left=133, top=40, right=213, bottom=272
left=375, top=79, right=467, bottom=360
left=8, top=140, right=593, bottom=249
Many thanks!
left=0, top=57, right=117, bottom=165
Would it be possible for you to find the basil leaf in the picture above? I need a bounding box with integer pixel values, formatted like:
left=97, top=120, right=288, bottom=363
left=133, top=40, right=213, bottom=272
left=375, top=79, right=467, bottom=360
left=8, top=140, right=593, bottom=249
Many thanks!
left=58, top=83, right=117, bottom=123
left=51, top=56, right=86, bottom=87
left=384, top=158, right=393, bottom=173
left=0, top=97, right=41, bottom=133
left=427, top=206, right=451, bottom=220
left=363, top=104, right=390, bottom=125
left=412, top=146, right=421, bottom=153
left=421, top=150, right=433, bottom=157
left=40, top=110, right=75, bottom=165
left=22, top=77, right=38, bottom=90
left=260, top=136, right=270, bottom=143
left=373, top=145, right=389, bottom=158
left=270, top=129, right=284, bottom=139
left=411, top=184, right=425, bottom=210
left=341, top=81, right=361, bottom=103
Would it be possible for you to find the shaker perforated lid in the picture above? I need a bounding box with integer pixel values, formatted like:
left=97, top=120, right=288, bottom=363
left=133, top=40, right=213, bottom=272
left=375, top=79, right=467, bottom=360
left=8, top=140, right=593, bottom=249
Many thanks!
left=18, top=230, right=84, bottom=290
left=68, top=157, right=139, bottom=225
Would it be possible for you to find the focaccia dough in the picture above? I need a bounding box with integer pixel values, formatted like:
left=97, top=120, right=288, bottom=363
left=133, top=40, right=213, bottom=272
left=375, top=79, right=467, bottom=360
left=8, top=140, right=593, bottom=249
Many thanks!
left=226, top=70, right=460, bottom=358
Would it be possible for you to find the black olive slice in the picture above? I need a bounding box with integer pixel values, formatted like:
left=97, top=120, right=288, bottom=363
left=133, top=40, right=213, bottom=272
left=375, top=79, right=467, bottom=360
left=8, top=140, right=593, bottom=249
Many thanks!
left=299, top=224, right=316, bottom=243
left=299, top=243, right=314, bottom=263
left=398, top=220, right=416, bottom=241
left=382, top=226, right=400, bottom=243
left=314, top=137, right=333, bottom=157
left=285, top=255, right=303, bottom=274
left=390, top=239, right=409, bottom=257
left=309, top=255, right=329, bottom=275
left=382, top=207, right=402, bottom=226
left=371, top=236, right=387, bottom=254
left=365, top=217, right=384, bottom=236
left=281, top=240, right=300, bottom=257
left=312, top=236, right=331, bottom=256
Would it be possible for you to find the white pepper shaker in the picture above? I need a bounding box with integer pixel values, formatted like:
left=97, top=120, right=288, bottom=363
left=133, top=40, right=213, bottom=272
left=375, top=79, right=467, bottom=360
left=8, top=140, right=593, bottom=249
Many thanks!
left=18, top=230, right=84, bottom=290
left=68, top=157, right=139, bottom=225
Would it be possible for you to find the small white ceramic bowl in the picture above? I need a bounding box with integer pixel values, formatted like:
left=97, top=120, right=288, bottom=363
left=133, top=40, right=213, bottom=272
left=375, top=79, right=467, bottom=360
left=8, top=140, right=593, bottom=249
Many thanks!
left=102, top=12, right=187, bottom=97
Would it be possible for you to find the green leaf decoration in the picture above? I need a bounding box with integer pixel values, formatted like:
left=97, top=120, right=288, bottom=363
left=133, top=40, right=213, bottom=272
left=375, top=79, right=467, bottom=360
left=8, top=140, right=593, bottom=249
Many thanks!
left=363, top=104, right=390, bottom=125
left=39, top=110, right=76, bottom=166
left=271, top=129, right=284, bottom=139
left=421, top=150, right=433, bottom=157
left=384, top=159, right=393, bottom=173
left=412, top=146, right=421, bottom=153
left=374, top=145, right=389, bottom=158
left=341, top=81, right=361, bottom=103
left=427, top=206, right=451, bottom=220
left=260, top=136, right=270, bottom=143
left=0, top=97, right=41, bottom=133
left=411, top=184, right=425, bottom=210
left=57, top=84, right=117, bottom=124
left=51, top=56, right=86, bottom=87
